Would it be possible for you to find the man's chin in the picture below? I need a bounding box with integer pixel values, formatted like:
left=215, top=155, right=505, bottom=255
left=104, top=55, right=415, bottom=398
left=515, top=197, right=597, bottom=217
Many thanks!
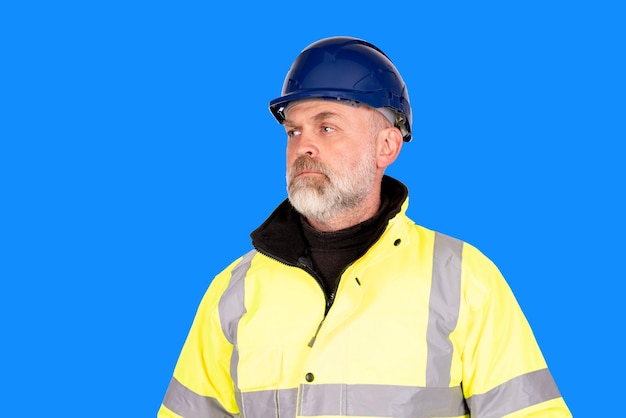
left=289, top=177, right=327, bottom=194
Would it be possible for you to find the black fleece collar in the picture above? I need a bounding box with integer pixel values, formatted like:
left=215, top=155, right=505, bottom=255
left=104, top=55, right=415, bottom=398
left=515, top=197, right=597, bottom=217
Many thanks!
left=250, top=176, right=409, bottom=267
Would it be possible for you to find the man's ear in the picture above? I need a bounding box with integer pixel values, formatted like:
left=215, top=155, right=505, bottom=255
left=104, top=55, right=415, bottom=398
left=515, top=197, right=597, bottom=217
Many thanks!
left=376, top=127, right=403, bottom=169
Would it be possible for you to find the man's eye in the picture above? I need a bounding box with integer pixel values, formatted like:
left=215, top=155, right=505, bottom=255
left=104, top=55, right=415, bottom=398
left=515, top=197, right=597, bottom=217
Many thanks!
left=287, top=129, right=301, bottom=137
left=322, top=126, right=335, bottom=133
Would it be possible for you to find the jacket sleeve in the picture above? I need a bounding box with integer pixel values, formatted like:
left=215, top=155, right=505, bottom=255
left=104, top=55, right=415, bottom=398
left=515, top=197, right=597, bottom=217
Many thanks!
left=458, top=244, right=572, bottom=417
left=158, top=258, right=243, bottom=418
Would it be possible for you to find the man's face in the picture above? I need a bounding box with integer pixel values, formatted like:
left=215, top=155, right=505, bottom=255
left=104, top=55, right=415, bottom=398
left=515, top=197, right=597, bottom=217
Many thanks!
left=283, top=100, right=380, bottom=226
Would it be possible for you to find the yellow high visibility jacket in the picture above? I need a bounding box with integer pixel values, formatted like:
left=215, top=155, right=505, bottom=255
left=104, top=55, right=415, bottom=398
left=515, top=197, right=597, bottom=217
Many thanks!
left=159, top=177, right=571, bottom=418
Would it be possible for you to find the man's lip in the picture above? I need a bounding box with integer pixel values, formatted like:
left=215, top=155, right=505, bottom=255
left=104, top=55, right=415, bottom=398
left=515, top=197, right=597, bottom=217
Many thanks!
left=296, top=170, right=322, bottom=177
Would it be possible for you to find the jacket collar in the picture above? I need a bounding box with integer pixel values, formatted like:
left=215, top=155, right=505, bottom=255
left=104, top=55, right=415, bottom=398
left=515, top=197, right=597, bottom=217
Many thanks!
left=250, top=175, right=409, bottom=266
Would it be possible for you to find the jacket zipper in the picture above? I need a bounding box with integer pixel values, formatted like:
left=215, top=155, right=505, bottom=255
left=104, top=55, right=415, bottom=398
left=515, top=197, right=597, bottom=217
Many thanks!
left=297, top=254, right=333, bottom=314
left=253, top=247, right=333, bottom=347
left=253, top=246, right=332, bottom=313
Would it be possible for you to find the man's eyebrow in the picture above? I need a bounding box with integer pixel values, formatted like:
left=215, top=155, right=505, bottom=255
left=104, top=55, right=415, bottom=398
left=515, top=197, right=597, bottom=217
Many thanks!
left=283, top=111, right=341, bottom=126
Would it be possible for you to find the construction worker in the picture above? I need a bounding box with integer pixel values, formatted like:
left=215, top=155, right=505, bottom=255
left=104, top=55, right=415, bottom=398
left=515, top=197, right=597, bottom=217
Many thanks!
left=158, top=36, right=571, bottom=417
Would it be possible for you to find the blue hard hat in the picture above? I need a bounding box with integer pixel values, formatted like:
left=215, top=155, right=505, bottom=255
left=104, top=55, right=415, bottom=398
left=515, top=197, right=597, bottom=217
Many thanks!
left=269, top=36, right=412, bottom=141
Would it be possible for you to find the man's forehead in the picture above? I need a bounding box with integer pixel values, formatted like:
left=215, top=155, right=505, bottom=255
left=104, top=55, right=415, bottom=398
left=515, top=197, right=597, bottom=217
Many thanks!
left=284, top=99, right=364, bottom=121
left=283, top=98, right=394, bottom=128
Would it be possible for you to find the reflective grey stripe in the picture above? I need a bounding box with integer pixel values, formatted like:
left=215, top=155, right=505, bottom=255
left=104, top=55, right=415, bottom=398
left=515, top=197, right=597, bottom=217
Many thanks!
left=162, top=252, right=255, bottom=418
left=239, top=384, right=467, bottom=418
left=219, top=250, right=256, bottom=345
left=300, top=383, right=467, bottom=417
left=466, top=368, right=562, bottom=417
left=239, top=388, right=298, bottom=418
left=219, top=249, right=256, bottom=391
left=426, top=232, right=463, bottom=387
left=162, top=376, right=238, bottom=418
left=218, top=250, right=255, bottom=416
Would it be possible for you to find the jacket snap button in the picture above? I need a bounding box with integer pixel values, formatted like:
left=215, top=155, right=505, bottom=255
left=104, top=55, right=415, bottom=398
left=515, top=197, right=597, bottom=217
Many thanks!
left=305, top=372, right=314, bottom=382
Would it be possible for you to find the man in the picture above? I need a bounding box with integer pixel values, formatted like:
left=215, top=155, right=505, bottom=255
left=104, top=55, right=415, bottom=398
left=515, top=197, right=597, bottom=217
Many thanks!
left=158, top=36, right=571, bottom=417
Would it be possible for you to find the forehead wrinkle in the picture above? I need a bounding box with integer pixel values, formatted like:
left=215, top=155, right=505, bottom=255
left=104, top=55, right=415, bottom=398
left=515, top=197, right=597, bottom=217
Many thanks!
left=284, top=110, right=344, bottom=127
left=312, top=111, right=341, bottom=121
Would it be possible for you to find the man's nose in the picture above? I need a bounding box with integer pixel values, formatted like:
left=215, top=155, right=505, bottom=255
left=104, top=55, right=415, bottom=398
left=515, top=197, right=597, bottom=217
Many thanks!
left=295, top=132, right=319, bottom=157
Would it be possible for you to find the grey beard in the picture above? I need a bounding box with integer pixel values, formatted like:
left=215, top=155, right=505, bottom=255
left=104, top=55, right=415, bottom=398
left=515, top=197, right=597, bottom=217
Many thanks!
left=286, top=156, right=374, bottom=224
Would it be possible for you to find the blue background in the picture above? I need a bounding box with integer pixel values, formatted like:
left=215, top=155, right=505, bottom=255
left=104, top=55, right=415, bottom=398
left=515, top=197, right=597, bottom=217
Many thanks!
left=1, top=1, right=624, bottom=416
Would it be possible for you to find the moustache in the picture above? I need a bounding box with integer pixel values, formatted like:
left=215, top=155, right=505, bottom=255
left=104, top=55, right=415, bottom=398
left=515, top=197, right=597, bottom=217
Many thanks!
left=289, top=157, right=329, bottom=179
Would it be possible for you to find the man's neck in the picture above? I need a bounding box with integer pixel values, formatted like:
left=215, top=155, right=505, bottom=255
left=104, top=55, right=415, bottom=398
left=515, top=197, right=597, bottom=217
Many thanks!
left=306, top=194, right=381, bottom=232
